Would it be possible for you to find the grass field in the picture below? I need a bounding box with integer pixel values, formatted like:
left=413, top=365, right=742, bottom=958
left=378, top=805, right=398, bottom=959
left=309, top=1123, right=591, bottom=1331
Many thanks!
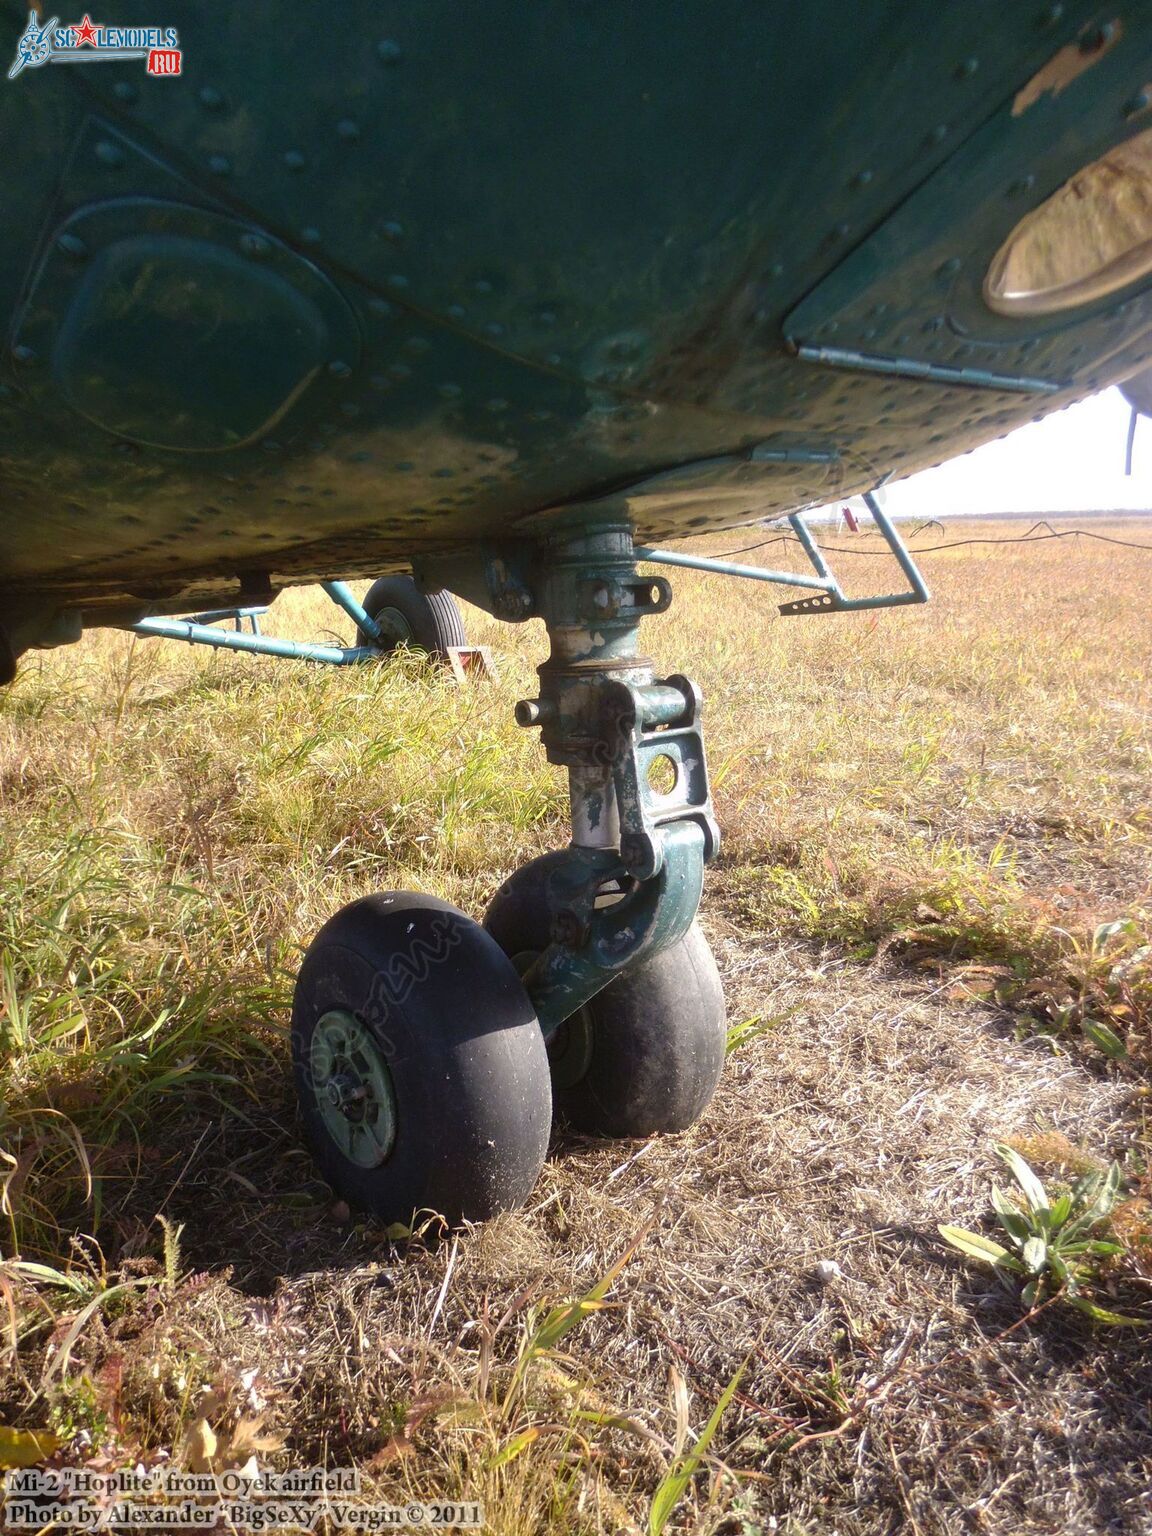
left=0, top=518, right=1150, bottom=1533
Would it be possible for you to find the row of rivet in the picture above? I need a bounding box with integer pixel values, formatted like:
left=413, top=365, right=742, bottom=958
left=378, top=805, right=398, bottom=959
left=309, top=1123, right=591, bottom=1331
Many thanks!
left=91, top=2, right=1115, bottom=380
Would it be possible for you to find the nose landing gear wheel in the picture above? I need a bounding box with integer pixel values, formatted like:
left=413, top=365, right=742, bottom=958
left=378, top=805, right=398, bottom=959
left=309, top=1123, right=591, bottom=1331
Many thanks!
left=292, top=892, right=552, bottom=1227
left=356, top=575, right=467, bottom=657
left=484, top=853, right=727, bottom=1138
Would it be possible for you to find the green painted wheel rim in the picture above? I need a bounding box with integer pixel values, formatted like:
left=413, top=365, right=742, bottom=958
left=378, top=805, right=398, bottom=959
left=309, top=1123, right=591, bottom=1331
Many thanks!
left=310, top=1009, right=397, bottom=1168
left=511, top=949, right=593, bottom=1090
left=371, top=605, right=414, bottom=647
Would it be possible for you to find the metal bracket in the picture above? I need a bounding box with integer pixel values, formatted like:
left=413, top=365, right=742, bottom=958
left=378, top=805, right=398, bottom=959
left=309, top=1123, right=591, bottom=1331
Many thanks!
left=792, top=342, right=1066, bottom=395
left=777, top=492, right=930, bottom=615
left=182, top=604, right=268, bottom=635
left=598, top=674, right=719, bottom=881
left=520, top=820, right=708, bottom=1033
left=637, top=489, right=930, bottom=617
left=413, top=547, right=536, bottom=623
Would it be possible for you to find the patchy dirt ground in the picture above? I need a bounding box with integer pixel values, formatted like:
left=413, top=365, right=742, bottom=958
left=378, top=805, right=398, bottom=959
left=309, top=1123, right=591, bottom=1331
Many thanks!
left=2, top=522, right=1149, bottom=1533
left=23, top=909, right=1143, bottom=1536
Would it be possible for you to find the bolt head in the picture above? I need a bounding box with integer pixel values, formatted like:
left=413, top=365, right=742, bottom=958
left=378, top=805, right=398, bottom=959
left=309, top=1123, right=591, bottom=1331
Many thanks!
left=239, top=233, right=270, bottom=258
left=551, top=910, right=585, bottom=947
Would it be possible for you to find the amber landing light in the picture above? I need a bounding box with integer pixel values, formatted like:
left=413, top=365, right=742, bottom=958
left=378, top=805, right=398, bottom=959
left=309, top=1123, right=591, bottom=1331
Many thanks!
left=985, top=125, right=1152, bottom=316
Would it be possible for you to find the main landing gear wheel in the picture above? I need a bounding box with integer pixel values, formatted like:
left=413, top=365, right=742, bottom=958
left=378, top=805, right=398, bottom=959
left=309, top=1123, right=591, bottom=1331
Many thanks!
left=484, top=853, right=727, bottom=1138
left=356, top=575, right=467, bottom=658
left=291, top=892, right=552, bottom=1227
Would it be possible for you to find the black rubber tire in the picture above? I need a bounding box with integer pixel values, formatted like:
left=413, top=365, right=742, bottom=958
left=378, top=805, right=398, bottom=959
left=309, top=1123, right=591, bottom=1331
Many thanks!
left=292, top=892, right=552, bottom=1226
left=484, top=853, right=727, bottom=1137
left=356, top=575, right=467, bottom=657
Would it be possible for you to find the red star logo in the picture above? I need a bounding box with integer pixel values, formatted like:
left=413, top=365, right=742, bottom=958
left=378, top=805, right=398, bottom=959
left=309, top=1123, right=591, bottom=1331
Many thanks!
left=73, top=14, right=99, bottom=47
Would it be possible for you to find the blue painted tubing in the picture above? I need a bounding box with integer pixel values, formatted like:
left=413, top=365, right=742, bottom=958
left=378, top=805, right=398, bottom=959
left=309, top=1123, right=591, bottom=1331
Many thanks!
left=128, top=617, right=378, bottom=664
left=787, top=513, right=839, bottom=588
left=321, top=579, right=385, bottom=645
left=634, top=546, right=836, bottom=593
left=183, top=605, right=269, bottom=625
left=639, top=492, right=929, bottom=614
left=861, top=491, right=931, bottom=606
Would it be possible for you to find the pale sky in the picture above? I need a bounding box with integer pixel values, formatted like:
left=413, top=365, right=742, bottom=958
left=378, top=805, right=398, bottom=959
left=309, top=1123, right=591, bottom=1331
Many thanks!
left=871, top=386, right=1152, bottom=518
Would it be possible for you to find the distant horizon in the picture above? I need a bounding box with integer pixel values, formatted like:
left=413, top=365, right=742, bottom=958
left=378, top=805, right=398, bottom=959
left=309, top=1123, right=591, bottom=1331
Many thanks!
left=813, top=505, right=1152, bottom=523
left=872, top=385, right=1152, bottom=519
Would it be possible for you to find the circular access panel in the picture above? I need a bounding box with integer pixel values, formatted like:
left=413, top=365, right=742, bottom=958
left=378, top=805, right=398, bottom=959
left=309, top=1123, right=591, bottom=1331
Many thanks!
left=15, top=197, right=360, bottom=451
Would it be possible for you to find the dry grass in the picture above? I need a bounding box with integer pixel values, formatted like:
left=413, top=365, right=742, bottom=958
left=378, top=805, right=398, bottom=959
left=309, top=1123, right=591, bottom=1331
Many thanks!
left=1, top=517, right=1150, bottom=1533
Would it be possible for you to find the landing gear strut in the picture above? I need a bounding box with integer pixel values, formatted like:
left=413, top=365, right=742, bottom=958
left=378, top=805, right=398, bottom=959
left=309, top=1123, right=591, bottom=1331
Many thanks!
left=291, top=522, right=725, bottom=1226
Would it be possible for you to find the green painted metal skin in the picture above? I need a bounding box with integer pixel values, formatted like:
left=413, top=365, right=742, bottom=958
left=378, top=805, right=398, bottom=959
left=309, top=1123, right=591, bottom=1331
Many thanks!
left=2, top=2, right=1152, bottom=641
left=3, top=4, right=1152, bottom=1029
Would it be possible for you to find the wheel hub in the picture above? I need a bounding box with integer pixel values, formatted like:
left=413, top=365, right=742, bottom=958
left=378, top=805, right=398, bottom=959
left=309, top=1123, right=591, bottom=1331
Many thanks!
left=326, top=1072, right=368, bottom=1111
left=372, top=606, right=414, bottom=647
left=311, top=1010, right=397, bottom=1168
left=511, top=948, right=593, bottom=1085
left=545, top=1007, right=594, bottom=1089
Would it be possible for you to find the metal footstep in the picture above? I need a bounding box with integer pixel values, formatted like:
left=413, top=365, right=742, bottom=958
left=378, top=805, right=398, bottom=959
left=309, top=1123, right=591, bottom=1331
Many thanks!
left=445, top=645, right=497, bottom=683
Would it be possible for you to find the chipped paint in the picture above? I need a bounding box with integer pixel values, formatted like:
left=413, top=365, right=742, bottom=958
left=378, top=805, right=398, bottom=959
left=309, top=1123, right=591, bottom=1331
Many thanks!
left=1013, top=21, right=1122, bottom=116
